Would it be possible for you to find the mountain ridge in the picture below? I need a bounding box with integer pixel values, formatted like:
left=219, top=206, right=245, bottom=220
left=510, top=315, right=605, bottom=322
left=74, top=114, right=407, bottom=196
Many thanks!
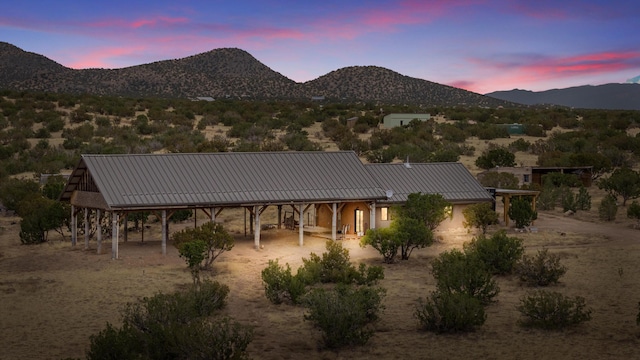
left=485, top=83, right=640, bottom=110
left=0, top=42, right=511, bottom=107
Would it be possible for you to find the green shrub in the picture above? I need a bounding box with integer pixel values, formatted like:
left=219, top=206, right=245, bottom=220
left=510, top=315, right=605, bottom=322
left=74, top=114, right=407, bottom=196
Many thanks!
left=508, top=197, right=538, bottom=228
left=515, top=249, right=567, bottom=286
left=431, top=249, right=499, bottom=304
left=301, top=240, right=384, bottom=285
left=517, top=290, right=592, bottom=330
left=463, top=230, right=524, bottom=275
left=303, top=284, right=385, bottom=349
left=537, top=186, right=558, bottom=211
left=262, top=242, right=384, bottom=305
left=462, top=202, right=499, bottom=234
left=360, top=227, right=402, bottom=263
left=559, top=186, right=577, bottom=212
left=261, top=259, right=307, bottom=305
left=414, top=291, right=486, bottom=333
left=87, top=281, right=251, bottom=360
left=576, top=186, right=592, bottom=211
left=598, top=194, right=618, bottom=221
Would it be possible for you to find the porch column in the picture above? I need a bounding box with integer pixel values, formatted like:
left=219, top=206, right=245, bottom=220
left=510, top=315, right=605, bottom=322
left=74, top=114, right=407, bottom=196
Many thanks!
left=210, top=207, right=215, bottom=222
left=111, top=212, right=118, bottom=260
left=369, top=202, right=376, bottom=231
left=299, top=204, right=304, bottom=246
left=96, top=209, right=102, bottom=254
left=254, top=205, right=261, bottom=249
left=331, top=202, right=337, bottom=241
left=71, top=205, right=77, bottom=246
left=84, top=208, right=89, bottom=250
left=277, top=205, right=282, bottom=229
left=123, top=213, right=128, bottom=243
left=162, top=210, right=167, bottom=255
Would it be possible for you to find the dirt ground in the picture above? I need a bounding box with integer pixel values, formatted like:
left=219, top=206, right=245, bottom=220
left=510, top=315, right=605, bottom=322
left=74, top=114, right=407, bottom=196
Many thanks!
left=1, top=203, right=640, bottom=360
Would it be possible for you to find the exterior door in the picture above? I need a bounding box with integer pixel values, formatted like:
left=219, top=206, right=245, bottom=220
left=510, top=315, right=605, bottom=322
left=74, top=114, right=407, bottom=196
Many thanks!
left=354, top=208, right=364, bottom=236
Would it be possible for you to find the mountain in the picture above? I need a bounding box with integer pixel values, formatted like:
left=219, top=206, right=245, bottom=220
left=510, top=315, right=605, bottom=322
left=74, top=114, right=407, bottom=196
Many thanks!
left=0, top=42, right=511, bottom=107
left=486, top=83, right=640, bottom=110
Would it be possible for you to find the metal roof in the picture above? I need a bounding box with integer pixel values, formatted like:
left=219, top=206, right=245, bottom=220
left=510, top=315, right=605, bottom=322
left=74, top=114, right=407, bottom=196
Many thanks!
left=61, top=151, right=388, bottom=209
left=365, top=162, right=493, bottom=204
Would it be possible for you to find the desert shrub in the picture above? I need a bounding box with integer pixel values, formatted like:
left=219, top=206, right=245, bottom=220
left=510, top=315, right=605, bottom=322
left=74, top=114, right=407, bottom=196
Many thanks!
left=171, top=209, right=192, bottom=222
left=509, top=138, right=531, bottom=152
left=508, top=197, right=537, bottom=228
left=542, top=172, right=581, bottom=188
left=537, top=186, right=558, bottom=211
left=173, top=222, right=234, bottom=270
left=628, top=201, right=640, bottom=227
left=575, top=186, right=592, bottom=211
left=88, top=281, right=252, bottom=360
left=478, top=171, right=520, bottom=189
left=262, top=242, right=384, bottom=305
left=261, top=259, right=307, bottom=305
left=302, top=240, right=384, bottom=285
left=515, top=248, right=567, bottom=286
left=463, top=230, right=524, bottom=275
left=431, top=249, right=499, bottom=304
left=517, top=290, right=592, bottom=330
left=598, top=194, right=618, bottom=221
left=303, top=284, right=385, bottom=349
left=462, top=202, right=499, bottom=234
left=414, top=291, right=486, bottom=333
left=559, top=186, right=577, bottom=212
left=360, top=227, right=402, bottom=263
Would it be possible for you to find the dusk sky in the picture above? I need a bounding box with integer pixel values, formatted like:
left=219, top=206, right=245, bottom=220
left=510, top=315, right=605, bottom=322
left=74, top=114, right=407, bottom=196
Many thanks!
left=2, top=0, right=639, bottom=94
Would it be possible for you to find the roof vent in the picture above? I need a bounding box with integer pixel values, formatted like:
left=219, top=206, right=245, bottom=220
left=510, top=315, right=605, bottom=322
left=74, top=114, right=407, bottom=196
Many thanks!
left=404, top=156, right=411, bottom=169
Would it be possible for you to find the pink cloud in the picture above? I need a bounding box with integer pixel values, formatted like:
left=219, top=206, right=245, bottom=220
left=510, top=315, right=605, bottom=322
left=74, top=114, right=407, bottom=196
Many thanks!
left=66, top=45, right=147, bottom=69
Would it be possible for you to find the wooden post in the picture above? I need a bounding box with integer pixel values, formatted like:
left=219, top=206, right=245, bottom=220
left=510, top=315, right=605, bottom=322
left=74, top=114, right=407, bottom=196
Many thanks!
left=254, top=205, right=260, bottom=249
left=84, top=208, right=89, bottom=250
left=299, top=204, right=304, bottom=246
left=277, top=205, right=282, bottom=229
left=71, top=205, right=77, bottom=247
left=112, top=212, right=118, bottom=259
left=210, top=207, right=215, bottom=222
left=162, top=210, right=167, bottom=256
left=331, top=203, right=337, bottom=241
left=123, top=213, right=128, bottom=243
left=369, top=202, right=376, bottom=232
left=504, top=195, right=511, bottom=227
left=96, top=209, right=102, bottom=254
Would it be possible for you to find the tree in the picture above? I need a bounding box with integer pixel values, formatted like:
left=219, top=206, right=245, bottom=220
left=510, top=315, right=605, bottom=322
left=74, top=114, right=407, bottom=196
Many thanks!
left=398, top=192, right=451, bottom=231
left=479, top=171, right=519, bottom=189
left=599, top=194, right=618, bottom=221
left=173, top=222, right=234, bottom=270
left=628, top=201, right=640, bottom=227
left=385, top=192, right=449, bottom=260
left=598, top=167, right=640, bottom=206
left=475, top=148, right=516, bottom=170
left=18, top=195, right=70, bottom=244
left=508, top=197, right=537, bottom=228
left=0, top=178, right=41, bottom=212
left=41, top=175, right=67, bottom=200
left=360, top=227, right=402, bottom=263
left=462, top=203, right=498, bottom=234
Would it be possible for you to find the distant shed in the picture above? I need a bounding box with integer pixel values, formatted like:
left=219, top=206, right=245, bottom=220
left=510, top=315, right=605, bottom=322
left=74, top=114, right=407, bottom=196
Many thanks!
left=382, top=113, right=430, bottom=129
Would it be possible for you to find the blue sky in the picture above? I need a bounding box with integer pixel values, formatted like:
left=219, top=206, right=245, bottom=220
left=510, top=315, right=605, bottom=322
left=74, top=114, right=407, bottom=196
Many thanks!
left=2, top=0, right=639, bottom=94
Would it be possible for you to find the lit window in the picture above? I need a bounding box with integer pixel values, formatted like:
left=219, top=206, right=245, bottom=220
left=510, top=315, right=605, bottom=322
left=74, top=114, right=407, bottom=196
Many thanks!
left=381, top=207, right=389, bottom=221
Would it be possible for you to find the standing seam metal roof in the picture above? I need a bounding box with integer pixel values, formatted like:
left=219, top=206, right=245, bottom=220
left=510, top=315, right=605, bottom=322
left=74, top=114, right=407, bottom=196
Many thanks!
left=67, top=151, right=388, bottom=208
left=365, top=162, right=493, bottom=203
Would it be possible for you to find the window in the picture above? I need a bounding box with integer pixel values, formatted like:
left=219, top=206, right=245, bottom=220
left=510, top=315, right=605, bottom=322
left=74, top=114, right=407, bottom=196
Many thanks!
left=523, top=174, right=530, bottom=183
left=381, top=207, right=389, bottom=221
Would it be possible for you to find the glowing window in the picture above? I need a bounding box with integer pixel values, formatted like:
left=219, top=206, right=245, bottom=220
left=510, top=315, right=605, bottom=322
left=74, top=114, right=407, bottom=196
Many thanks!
left=381, top=207, right=389, bottom=221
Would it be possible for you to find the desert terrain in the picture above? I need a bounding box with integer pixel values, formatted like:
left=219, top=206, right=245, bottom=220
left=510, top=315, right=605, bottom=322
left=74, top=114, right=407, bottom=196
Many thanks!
left=1, top=198, right=640, bottom=360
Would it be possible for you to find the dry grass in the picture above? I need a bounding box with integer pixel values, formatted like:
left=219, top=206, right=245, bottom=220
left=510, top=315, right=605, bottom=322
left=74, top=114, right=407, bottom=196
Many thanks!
left=2, top=204, right=640, bottom=360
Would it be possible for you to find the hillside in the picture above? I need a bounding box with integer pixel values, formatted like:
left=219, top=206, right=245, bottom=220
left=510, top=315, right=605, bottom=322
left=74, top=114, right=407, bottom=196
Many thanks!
left=0, top=42, right=510, bottom=107
left=486, top=83, right=640, bottom=110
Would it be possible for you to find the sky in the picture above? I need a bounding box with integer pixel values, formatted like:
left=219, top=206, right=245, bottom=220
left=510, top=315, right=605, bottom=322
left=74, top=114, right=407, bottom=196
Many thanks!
left=2, top=0, right=639, bottom=94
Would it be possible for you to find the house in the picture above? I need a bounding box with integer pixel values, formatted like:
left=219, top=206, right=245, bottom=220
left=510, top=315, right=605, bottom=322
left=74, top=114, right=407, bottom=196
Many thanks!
left=364, top=162, right=494, bottom=232
left=381, top=113, right=430, bottom=129
left=59, top=152, right=492, bottom=259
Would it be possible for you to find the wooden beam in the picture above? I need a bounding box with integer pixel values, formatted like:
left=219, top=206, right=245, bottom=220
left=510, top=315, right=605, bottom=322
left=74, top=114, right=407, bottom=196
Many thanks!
left=254, top=205, right=261, bottom=249
left=111, top=212, right=118, bottom=260
left=299, top=204, right=304, bottom=246
left=71, top=205, right=77, bottom=247
left=331, top=202, right=337, bottom=241
left=162, top=210, right=167, bottom=256
left=96, top=209, right=102, bottom=254
left=84, top=208, right=89, bottom=250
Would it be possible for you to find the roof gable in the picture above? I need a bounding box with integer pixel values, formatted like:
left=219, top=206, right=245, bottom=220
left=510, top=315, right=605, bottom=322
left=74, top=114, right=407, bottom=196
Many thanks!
left=365, top=162, right=493, bottom=203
